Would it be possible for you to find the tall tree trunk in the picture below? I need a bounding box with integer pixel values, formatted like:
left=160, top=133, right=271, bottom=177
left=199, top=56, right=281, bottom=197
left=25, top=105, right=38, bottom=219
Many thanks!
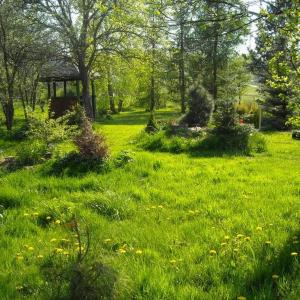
left=107, top=66, right=116, bottom=113
left=78, top=58, right=93, bottom=120
left=30, top=78, right=39, bottom=112
left=150, top=39, right=156, bottom=113
left=211, top=3, right=220, bottom=107
left=179, top=21, right=186, bottom=114
left=19, top=86, right=28, bottom=119
left=5, top=87, right=14, bottom=130
left=150, top=74, right=155, bottom=112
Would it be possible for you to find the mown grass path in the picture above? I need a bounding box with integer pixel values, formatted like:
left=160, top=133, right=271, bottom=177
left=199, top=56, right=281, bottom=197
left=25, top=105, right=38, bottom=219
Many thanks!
left=0, top=109, right=299, bottom=299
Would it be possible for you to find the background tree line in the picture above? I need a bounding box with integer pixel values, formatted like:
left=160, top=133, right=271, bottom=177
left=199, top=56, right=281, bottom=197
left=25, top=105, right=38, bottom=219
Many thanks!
left=0, top=0, right=298, bottom=131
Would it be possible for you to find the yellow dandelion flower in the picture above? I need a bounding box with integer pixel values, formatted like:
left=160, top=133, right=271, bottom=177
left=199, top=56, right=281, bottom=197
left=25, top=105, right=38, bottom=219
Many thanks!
left=256, top=226, right=263, bottom=231
left=23, top=213, right=29, bottom=217
left=74, top=242, right=80, bottom=246
left=272, top=274, right=279, bottom=280
left=55, top=220, right=61, bottom=225
left=76, top=246, right=84, bottom=251
left=28, top=247, right=34, bottom=251
left=151, top=206, right=156, bottom=209
left=135, top=250, right=143, bottom=255
left=188, top=210, right=195, bottom=214
left=291, top=252, right=298, bottom=256
left=50, top=238, right=57, bottom=242
left=236, top=234, right=244, bottom=239
left=55, top=248, right=64, bottom=253
left=104, top=239, right=112, bottom=243
left=37, top=255, right=44, bottom=259
left=16, top=255, right=24, bottom=261
left=118, top=249, right=126, bottom=254
left=158, top=205, right=163, bottom=209
left=169, top=259, right=177, bottom=264
left=224, top=235, right=230, bottom=240
left=244, top=237, right=251, bottom=241
left=32, top=212, right=39, bottom=217
left=63, top=251, right=69, bottom=256
left=209, top=250, right=217, bottom=255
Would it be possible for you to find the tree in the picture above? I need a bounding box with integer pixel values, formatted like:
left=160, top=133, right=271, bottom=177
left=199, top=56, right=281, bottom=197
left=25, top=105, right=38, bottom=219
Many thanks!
left=170, top=0, right=193, bottom=113
left=251, top=0, right=299, bottom=129
left=189, top=0, right=249, bottom=103
left=181, top=79, right=214, bottom=127
left=34, top=0, right=139, bottom=119
left=0, top=0, right=48, bottom=130
left=218, top=55, right=252, bottom=102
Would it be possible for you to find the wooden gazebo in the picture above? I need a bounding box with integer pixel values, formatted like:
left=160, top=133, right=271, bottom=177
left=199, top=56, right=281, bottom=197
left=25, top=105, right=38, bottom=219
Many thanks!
left=40, top=59, right=97, bottom=118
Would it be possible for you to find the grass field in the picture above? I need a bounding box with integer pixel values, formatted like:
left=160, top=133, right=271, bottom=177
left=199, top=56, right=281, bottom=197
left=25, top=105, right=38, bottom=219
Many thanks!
left=0, top=109, right=299, bottom=299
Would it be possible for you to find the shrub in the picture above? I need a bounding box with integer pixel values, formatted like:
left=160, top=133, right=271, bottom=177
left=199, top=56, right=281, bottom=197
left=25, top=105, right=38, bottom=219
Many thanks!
left=213, top=100, right=239, bottom=135
left=40, top=218, right=118, bottom=300
left=74, top=117, right=109, bottom=161
left=27, top=114, right=78, bottom=152
left=181, top=81, right=214, bottom=127
left=15, top=141, right=48, bottom=166
left=114, top=150, right=134, bottom=168
left=166, top=136, right=188, bottom=153
left=287, top=116, right=300, bottom=130
left=248, top=132, right=268, bottom=153
left=137, top=131, right=165, bottom=151
left=45, top=152, right=109, bottom=176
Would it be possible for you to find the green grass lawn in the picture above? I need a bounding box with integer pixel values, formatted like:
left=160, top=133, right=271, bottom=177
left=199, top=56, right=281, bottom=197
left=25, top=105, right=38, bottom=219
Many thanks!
left=0, top=109, right=299, bottom=299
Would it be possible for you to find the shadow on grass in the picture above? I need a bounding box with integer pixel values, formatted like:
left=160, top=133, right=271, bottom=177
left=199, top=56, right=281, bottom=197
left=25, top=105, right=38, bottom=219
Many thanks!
left=40, top=153, right=110, bottom=178
left=97, top=110, right=181, bottom=126
left=241, top=230, right=300, bottom=299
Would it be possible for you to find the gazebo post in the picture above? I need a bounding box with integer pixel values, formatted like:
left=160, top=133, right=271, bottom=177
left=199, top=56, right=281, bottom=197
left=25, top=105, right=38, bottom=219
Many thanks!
left=47, top=82, right=51, bottom=99
left=53, top=82, right=57, bottom=98
left=91, top=79, right=96, bottom=119
left=63, top=80, right=67, bottom=97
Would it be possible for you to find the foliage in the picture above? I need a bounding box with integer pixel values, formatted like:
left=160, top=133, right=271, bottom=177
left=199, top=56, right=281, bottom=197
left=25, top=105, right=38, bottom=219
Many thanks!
left=27, top=115, right=78, bottom=151
left=138, top=125, right=266, bottom=155
left=286, top=116, right=300, bottom=130
left=251, top=0, right=299, bottom=130
left=15, top=141, right=48, bottom=167
left=40, top=217, right=119, bottom=300
left=181, top=81, right=214, bottom=127
left=137, top=131, right=189, bottom=153
left=74, top=117, right=109, bottom=161
left=114, top=150, right=135, bottom=168
left=213, top=100, right=239, bottom=135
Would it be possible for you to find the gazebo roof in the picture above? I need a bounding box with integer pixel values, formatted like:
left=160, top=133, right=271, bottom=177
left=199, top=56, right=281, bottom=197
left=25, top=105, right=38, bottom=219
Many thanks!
left=40, top=59, right=80, bottom=82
